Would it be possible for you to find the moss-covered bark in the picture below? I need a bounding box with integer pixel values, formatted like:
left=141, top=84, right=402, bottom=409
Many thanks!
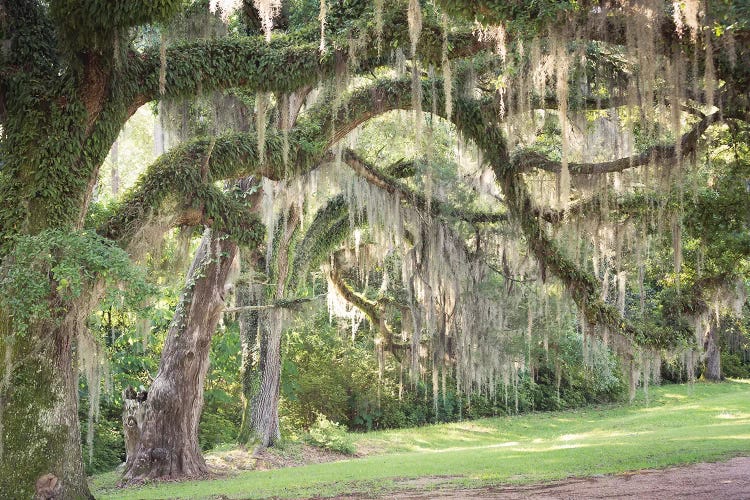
left=0, top=318, right=92, bottom=499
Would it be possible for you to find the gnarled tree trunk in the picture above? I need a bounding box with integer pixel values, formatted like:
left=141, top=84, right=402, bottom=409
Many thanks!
left=122, top=229, right=238, bottom=483
left=122, top=390, right=147, bottom=470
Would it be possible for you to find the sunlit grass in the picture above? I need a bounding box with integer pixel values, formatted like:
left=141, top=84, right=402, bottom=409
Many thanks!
left=93, top=380, right=750, bottom=499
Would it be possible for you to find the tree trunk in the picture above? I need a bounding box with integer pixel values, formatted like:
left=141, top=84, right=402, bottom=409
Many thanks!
left=122, top=229, right=238, bottom=483
left=0, top=315, right=92, bottom=499
left=249, top=311, right=283, bottom=447
left=243, top=208, right=300, bottom=448
left=704, top=322, right=722, bottom=381
left=237, top=282, right=261, bottom=445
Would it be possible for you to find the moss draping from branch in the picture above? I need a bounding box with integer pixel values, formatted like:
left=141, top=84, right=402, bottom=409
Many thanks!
left=512, top=112, right=719, bottom=175
left=103, top=74, right=666, bottom=348
left=128, top=1, right=486, bottom=110
left=342, top=149, right=507, bottom=224
left=327, top=265, right=405, bottom=358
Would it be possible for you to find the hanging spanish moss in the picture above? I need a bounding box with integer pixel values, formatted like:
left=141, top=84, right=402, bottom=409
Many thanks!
left=0, top=338, right=12, bottom=462
left=323, top=263, right=365, bottom=337
left=408, top=0, right=423, bottom=147
left=672, top=0, right=701, bottom=41
left=441, top=14, right=453, bottom=120
left=319, top=0, right=328, bottom=52
left=671, top=212, right=682, bottom=291
left=704, top=29, right=715, bottom=110
left=256, top=0, right=283, bottom=42
left=280, top=94, right=291, bottom=168
left=256, top=91, right=270, bottom=166
left=78, top=327, right=108, bottom=467
left=374, top=0, right=384, bottom=55
left=209, top=0, right=243, bottom=22
left=554, top=32, right=571, bottom=209
left=159, top=32, right=167, bottom=96
left=407, top=0, right=422, bottom=57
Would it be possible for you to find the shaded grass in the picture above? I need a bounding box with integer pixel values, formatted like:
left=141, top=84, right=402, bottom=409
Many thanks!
left=93, top=380, right=750, bottom=499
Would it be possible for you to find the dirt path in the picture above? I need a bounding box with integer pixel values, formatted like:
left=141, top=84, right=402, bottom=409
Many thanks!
left=349, top=456, right=750, bottom=499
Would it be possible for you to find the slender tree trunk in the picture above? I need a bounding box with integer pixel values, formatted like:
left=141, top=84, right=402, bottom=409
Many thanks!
left=249, top=311, right=284, bottom=446
left=704, top=322, right=722, bottom=381
left=0, top=315, right=92, bottom=499
left=237, top=282, right=261, bottom=445
left=243, top=208, right=300, bottom=448
left=122, top=229, right=238, bottom=483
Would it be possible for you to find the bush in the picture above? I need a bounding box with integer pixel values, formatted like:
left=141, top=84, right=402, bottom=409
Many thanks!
left=721, top=352, right=750, bottom=379
left=303, top=413, right=356, bottom=454
left=199, top=412, right=238, bottom=451
left=79, top=398, right=126, bottom=475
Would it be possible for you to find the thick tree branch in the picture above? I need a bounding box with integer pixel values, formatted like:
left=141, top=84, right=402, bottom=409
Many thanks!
left=513, top=112, right=719, bottom=175
left=128, top=2, right=486, bottom=111
left=51, top=0, right=183, bottom=31
left=342, top=149, right=507, bottom=224
left=327, top=266, right=406, bottom=359
left=102, top=77, right=448, bottom=246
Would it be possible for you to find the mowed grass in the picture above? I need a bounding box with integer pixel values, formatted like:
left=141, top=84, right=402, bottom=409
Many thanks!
left=92, top=380, right=750, bottom=499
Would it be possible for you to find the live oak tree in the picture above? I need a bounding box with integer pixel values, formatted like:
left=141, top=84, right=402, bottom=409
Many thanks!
left=2, top=0, right=750, bottom=498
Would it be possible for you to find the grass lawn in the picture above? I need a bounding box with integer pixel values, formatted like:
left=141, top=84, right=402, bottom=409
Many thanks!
left=92, top=380, right=750, bottom=499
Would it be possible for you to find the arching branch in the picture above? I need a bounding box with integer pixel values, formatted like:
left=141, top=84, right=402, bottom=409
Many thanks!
left=101, top=76, right=446, bottom=248
left=51, top=0, right=183, bottom=34
left=127, top=2, right=486, bottom=112
left=342, top=149, right=507, bottom=224
left=513, top=112, right=719, bottom=175
left=326, top=265, right=406, bottom=360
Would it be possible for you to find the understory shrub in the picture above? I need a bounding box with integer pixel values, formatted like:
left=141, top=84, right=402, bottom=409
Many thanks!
left=303, top=413, right=356, bottom=454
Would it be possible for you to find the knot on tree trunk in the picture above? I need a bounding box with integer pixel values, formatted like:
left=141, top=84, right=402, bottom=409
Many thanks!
left=34, top=473, right=62, bottom=500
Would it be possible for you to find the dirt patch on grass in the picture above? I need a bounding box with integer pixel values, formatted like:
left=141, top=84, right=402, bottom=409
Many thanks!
left=337, top=456, right=750, bottom=499
left=205, top=444, right=351, bottom=473
left=253, top=444, right=352, bottom=470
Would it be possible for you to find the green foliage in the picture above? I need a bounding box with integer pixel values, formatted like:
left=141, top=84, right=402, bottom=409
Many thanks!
left=279, top=307, right=625, bottom=438
left=303, top=413, right=356, bottom=454
left=0, top=229, right=151, bottom=333
left=721, top=352, right=750, bottom=379
left=200, top=323, right=244, bottom=450
left=79, top=398, right=127, bottom=475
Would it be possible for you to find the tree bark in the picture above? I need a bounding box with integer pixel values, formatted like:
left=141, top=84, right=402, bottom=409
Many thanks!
left=122, top=391, right=147, bottom=470
left=704, top=322, right=722, bottom=381
left=237, top=281, right=262, bottom=445
left=122, top=229, right=238, bottom=483
left=243, top=207, right=300, bottom=448
left=248, top=310, right=284, bottom=447
left=0, top=315, right=92, bottom=499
